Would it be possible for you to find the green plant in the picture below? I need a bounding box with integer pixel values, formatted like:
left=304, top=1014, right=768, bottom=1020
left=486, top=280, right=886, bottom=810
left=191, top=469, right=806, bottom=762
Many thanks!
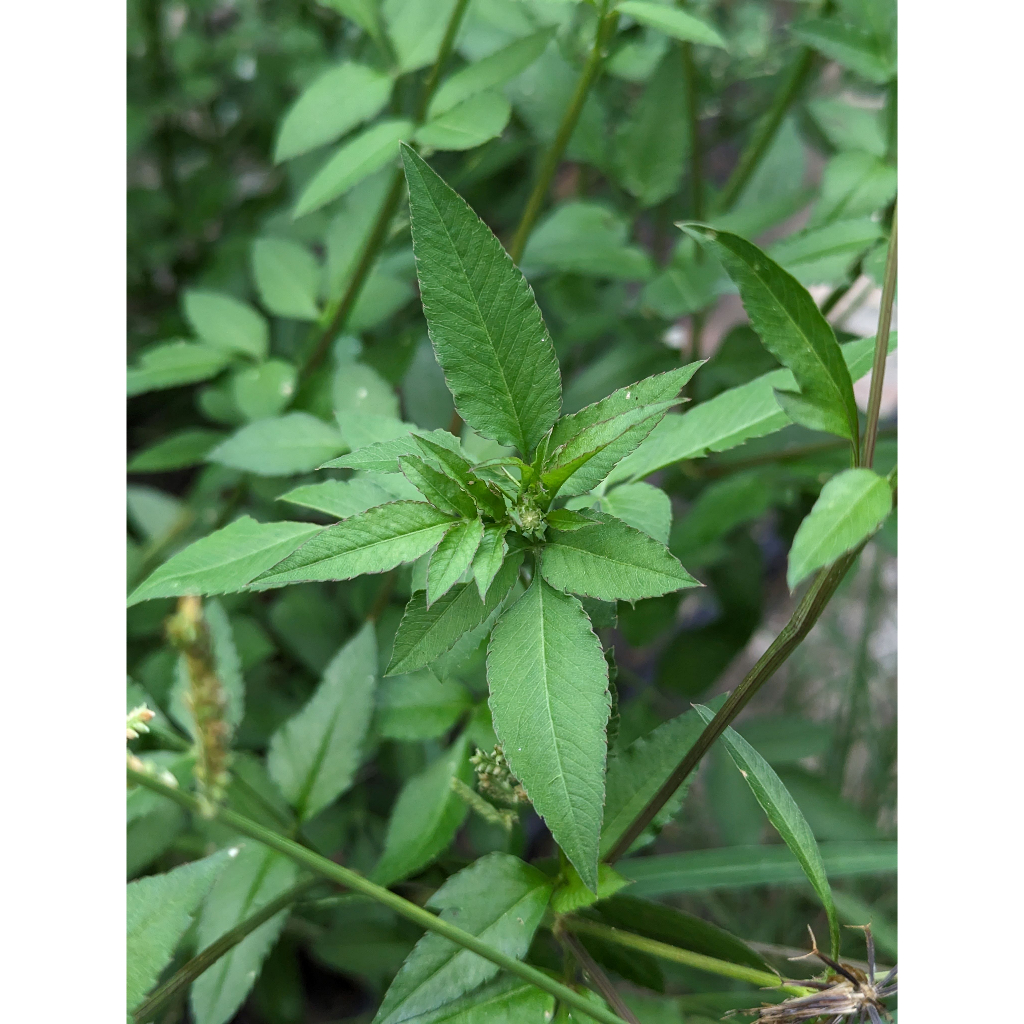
left=127, top=1, right=897, bottom=1021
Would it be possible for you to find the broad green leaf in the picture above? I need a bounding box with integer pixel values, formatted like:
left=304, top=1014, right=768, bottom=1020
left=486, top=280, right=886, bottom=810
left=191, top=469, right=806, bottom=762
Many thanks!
left=522, top=202, right=655, bottom=281
left=617, top=1, right=727, bottom=48
left=267, top=623, right=377, bottom=821
left=128, top=429, right=225, bottom=472
left=372, top=736, right=472, bottom=886
left=277, top=477, right=394, bottom=518
left=790, top=19, right=895, bottom=84
left=684, top=225, right=859, bottom=444
left=128, top=517, right=321, bottom=605
left=349, top=267, right=415, bottom=330
left=208, top=413, right=346, bottom=475
left=787, top=468, right=892, bottom=588
left=390, top=976, right=553, bottom=1024
left=388, top=553, right=523, bottom=674
left=541, top=511, right=699, bottom=602
left=231, top=360, right=297, bottom=421
left=694, top=705, right=840, bottom=957
left=252, top=502, right=456, bottom=587
left=400, top=455, right=478, bottom=519
left=374, top=853, right=553, bottom=1024
left=487, top=578, right=610, bottom=891
left=608, top=334, right=897, bottom=482
left=416, top=91, right=512, bottom=152
left=806, top=97, right=886, bottom=158
left=325, top=425, right=461, bottom=473
left=402, top=145, right=561, bottom=454
left=126, top=849, right=232, bottom=1012
left=320, top=0, right=385, bottom=44
left=334, top=361, right=401, bottom=420
left=184, top=290, right=269, bottom=360
left=428, top=518, right=484, bottom=605
left=191, top=845, right=299, bottom=1024
left=471, top=524, right=508, bottom=599
left=376, top=669, right=471, bottom=740
left=127, top=341, right=232, bottom=397
left=810, top=150, right=898, bottom=227
left=619, top=841, right=898, bottom=896
left=384, top=0, right=460, bottom=73
left=597, top=482, right=672, bottom=544
left=251, top=238, right=321, bottom=321
left=274, top=62, right=393, bottom=162
left=428, top=29, right=555, bottom=117
left=295, top=119, right=414, bottom=219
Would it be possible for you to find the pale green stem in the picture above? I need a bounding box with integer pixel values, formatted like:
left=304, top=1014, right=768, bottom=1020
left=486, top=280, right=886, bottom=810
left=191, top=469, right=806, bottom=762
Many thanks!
left=861, top=202, right=897, bottom=468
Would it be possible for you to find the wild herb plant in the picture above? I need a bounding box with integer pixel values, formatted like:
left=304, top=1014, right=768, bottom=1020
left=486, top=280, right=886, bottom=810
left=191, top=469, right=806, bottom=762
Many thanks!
left=127, top=1, right=897, bottom=1021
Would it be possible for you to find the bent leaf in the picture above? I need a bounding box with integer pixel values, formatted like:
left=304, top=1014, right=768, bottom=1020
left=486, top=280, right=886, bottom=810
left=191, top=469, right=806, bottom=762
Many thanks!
left=184, top=290, right=269, bottom=360
left=428, top=518, right=484, bottom=605
left=208, top=413, right=346, bottom=476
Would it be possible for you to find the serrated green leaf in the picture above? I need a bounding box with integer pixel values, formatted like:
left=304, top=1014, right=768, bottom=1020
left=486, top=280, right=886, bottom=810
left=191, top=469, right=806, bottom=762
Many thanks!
left=274, top=62, right=393, bottom=162
left=251, top=238, right=321, bottom=321
left=416, top=91, right=512, bottom=152
left=787, top=468, right=892, bottom=588
left=597, top=482, right=672, bottom=544
left=541, top=511, right=699, bottom=603
left=388, top=552, right=523, bottom=674
left=252, top=502, right=456, bottom=587
left=374, top=853, right=553, bottom=1024
left=617, top=1, right=727, bottom=47
left=694, top=705, right=840, bottom=957
left=191, top=845, right=299, bottom=1024
left=128, top=517, right=321, bottom=605
left=325, top=425, right=463, bottom=473
left=428, top=518, right=484, bottom=605
left=184, top=290, right=269, bottom=360
left=400, top=455, right=478, bottom=519
left=277, top=477, right=395, bottom=519
left=231, top=360, right=297, bottom=421
left=471, top=524, right=508, bottom=599
left=128, top=429, right=225, bottom=472
left=684, top=225, right=859, bottom=445
left=376, top=669, right=471, bottom=740
left=208, top=413, right=345, bottom=475
left=372, top=736, right=472, bottom=887
left=295, top=119, right=414, bottom=219
left=127, top=341, right=232, bottom=397
left=267, top=623, right=377, bottom=821
left=411, top=432, right=475, bottom=487
left=402, top=145, right=561, bottom=454
left=127, top=849, right=232, bottom=1012
left=487, top=578, right=610, bottom=891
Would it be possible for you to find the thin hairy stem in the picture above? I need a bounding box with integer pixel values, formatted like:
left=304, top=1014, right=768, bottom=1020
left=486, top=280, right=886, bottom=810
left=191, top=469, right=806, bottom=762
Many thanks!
left=126, top=768, right=631, bottom=1024
left=861, top=202, right=897, bottom=468
left=558, top=930, right=642, bottom=1024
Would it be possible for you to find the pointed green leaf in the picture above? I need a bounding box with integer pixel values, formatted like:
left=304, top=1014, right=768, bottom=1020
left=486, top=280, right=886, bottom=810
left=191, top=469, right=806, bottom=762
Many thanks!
left=376, top=669, right=471, bottom=741
left=384, top=0, right=461, bottom=73
left=372, top=737, right=472, bottom=887
left=127, top=849, right=233, bottom=1012
left=191, top=845, right=299, bottom=1024
left=252, top=502, right=456, bottom=587
left=787, top=468, right=892, bottom=588
left=184, top=290, right=269, bottom=360
left=790, top=19, right=895, bottom=84
left=810, top=150, right=898, bottom=228
left=416, top=91, right=512, bottom=152
left=401, top=145, right=561, bottom=454
left=387, top=976, right=553, bottom=1024
left=127, top=341, right=233, bottom=397
left=277, top=477, right=395, bottom=519
left=274, top=62, right=393, bottom=163
left=411, top=432, right=475, bottom=485
left=541, top=511, right=699, bottom=602
left=471, top=524, right=508, bottom=599
left=551, top=863, right=630, bottom=916
left=230, top=360, right=297, bottom=421
left=487, top=578, right=610, bottom=891
left=428, top=518, right=484, bottom=605
left=267, top=623, right=377, bottom=821
left=694, top=705, right=840, bottom=957
left=617, top=1, right=727, bottom=47
left=400, top=455, right=478, bottom=519
left=208, top=413, right=346, bottom=476
left=388, top=552, right=523, bottom=675
left=597, top=482, right=672, bottom=544
left=251, top=238, right=321, bottom=321
left=128, top=517, right=321, bottom=605
left=325, top=426, right=464, bottom=473
left=373, top=853, right=553, bottom=1024
left=128, top=429, right=226, bottom=472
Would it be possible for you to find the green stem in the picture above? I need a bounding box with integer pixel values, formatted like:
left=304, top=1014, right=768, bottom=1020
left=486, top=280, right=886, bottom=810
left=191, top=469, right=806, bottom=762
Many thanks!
left=126, top=768, right=631, bottom=1024
left=861, top=201, right=897, bottom=468
left=561, top=919, right=811, bottom=996
left=298, top=0, right=472, bottom=380
left=604, top=547, right=862, bottom=863
left=133, top=879, right=318, bottom=1023
left=557, top=930, right=641, bottom=1024
left=509, top=1, right=619, bottom=263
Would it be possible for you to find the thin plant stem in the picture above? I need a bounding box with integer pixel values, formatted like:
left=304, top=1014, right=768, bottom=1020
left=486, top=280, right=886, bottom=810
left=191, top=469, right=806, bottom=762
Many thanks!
left=509, top=1, right=619, bottom=263
left=299, top=0, right=472, bottom=380
left=680, top=17, right=705, bottom=363
left=861, top=202, right=897, bottom=468
left=561, top=919, right=811, bottom=996
left=604, top=547, right=863, bottom=863
left=558, top=930, right=641, bottom=1024
left=132, top=879, right=318, bottom=1023
left=126, top=767, right=631, bottom=1024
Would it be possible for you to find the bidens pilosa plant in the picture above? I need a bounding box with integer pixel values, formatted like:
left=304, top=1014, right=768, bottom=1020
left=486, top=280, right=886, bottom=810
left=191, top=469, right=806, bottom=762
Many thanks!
left=127, top=1, right=897, bottom=1022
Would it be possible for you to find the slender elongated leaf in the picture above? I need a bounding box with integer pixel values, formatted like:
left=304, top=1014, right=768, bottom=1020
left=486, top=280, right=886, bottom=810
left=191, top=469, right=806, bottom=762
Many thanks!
left=400, top=456, right=478, bottom=519
left=208, top=413, right=346, bottom=475
left=416, top=91, right=512, bottom=152
left=127, top=341, right=232, bottom=397
left=694, top=705, right=840, bottom=957
left=487, top=578, right=610, bottom=891
left=128, top=517, right=321, bottom=605
left=428, top=519, right=484, bottom=605
left=684, top=225, right=859, bottom=444
left=541, top=511, right=699, bottom=603
left=274, top=62, right=393, bottom=162
left=127, top=849, right=233, bottom=1012
left=251, top=238, right=321, bottom=321
left=471, top=524, right=508, bottom=599
left=374, top=853, right=553, bottom=1024
left=617, top=1, right=727, bottom=47
left=787, top=468, right=892, bottom=588
left=372, top=737, right=472, bottom=887
left=267, top=623, right=377, bottom=821
left=401, top=145, right=561, bottom=454
left=388, top=553, right=523, bottom=675
left=253, top=502, right=456, bottom=586
left=191, top=845, right=300, bottom=1024
left=184, top=290, right=269, bottom=360
left=277, top=477, right=395, bottom=519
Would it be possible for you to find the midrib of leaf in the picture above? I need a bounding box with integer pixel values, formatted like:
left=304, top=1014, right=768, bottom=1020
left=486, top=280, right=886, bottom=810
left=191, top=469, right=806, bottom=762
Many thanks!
left=548, top=536, right=683, bottom=586
left=294, top=701, right=346, bottom=820
left=799, top=483, right=888, bottom=567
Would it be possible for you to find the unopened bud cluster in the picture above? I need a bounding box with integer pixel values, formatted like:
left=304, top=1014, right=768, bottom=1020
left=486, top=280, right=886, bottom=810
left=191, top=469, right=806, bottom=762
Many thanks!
left=470, top=745, right=530, bottom=807
left=126, top=704, right=155, bottom=740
